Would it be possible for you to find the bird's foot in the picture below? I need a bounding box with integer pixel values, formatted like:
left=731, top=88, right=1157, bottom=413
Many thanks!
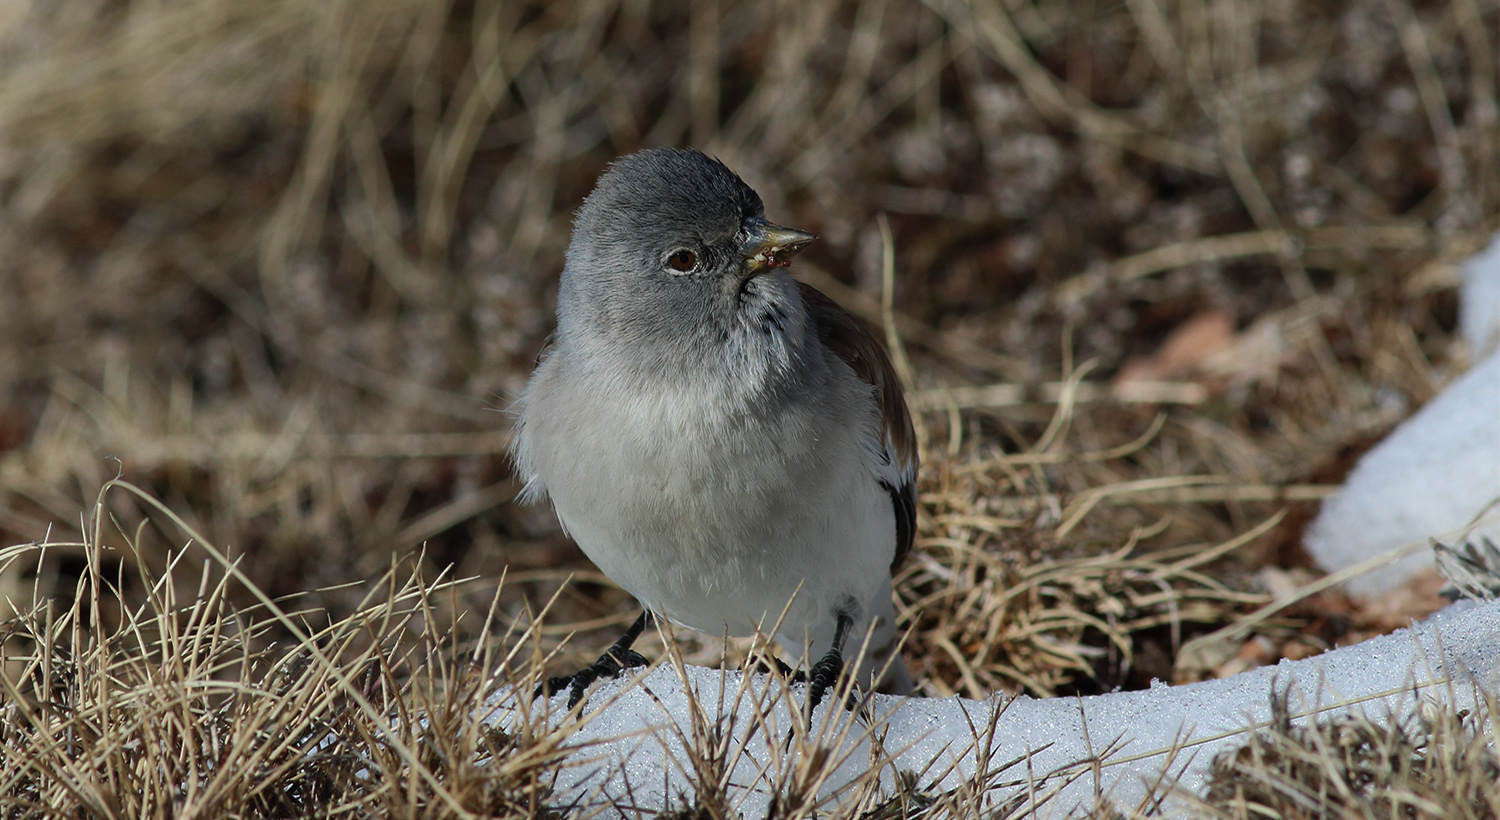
left=535, top=647, right=650, bottom=709
left=804, top=652, right=844, bottom=717
left=789, top=642, right=866, bottom=748
left=804, top=608, right=863, bottom=720
left=535, top=610, right=653, bottom=709
left=752, top=655, right=807, bottom=683
left=784, top=659, right=865, bottom=749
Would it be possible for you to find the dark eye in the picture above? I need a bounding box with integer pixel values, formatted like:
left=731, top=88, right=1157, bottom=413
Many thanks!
left=667, top=249, right=697, bottom=272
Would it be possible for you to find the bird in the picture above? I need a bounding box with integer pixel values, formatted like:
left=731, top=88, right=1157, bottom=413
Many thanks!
left=511, top=147, right=917, bottom=714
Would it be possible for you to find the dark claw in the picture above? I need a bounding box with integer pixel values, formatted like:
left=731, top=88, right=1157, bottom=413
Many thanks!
left=752, top=655, right=807, bottom=683
left=804, top=651, right=843, bottom=716
left=784, top=652, right=863, bottom=749
left=536, top=610, right=653, bottom=709
left=795, top=609, right=862, bottom=733
left=536, top=648, right=650, bottom=708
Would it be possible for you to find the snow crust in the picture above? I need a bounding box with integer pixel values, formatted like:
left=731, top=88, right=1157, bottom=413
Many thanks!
left=1304, top=231, right=1500, bottom=596
left=495, top=598, right=1500, bottom=816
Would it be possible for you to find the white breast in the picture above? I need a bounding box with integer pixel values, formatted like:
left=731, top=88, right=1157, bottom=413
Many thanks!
left=516, top=352, right=895, bottom=646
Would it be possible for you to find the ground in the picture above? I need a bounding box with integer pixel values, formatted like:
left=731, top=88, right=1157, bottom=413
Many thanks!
left=0, top=0, right=1495, bottom=816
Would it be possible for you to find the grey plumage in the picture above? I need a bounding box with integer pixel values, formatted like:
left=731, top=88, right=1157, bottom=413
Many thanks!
left=513, top=148, right=916, bottom=701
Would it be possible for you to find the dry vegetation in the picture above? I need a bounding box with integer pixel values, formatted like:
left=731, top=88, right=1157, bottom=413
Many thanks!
left=0, top=0, right=1496, bottom=816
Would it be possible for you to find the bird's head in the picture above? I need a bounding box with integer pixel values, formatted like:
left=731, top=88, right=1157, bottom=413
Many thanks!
left=557, top=148, right=816, bottom=358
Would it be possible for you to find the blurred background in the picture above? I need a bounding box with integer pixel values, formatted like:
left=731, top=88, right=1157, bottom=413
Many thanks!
left=0, top=0, right=1494, bottom=698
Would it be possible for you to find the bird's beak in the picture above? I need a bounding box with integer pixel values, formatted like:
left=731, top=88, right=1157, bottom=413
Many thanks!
left=741, top=222, right=817, bottom=274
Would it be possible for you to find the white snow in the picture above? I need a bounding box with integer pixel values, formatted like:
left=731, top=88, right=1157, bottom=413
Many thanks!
left=1304, top=231, right=1500, bottom=596
left=493, top=597, right=1500, bottom=816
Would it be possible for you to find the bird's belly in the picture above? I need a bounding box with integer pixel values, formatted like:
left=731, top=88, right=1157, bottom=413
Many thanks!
left=545, top=400, right=894, bottom=640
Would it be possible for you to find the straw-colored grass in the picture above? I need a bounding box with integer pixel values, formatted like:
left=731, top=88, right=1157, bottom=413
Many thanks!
left=1, top=0, right=1496, bottom=814
left=3, top=494, right=1495, bottom=817
left=1196, top=691, right=1500, bottom=819
left=0, top=482, right=572, bottom=817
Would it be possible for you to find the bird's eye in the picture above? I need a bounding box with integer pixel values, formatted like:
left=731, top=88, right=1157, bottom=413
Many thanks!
left=667, top=249, right=698, bottom=272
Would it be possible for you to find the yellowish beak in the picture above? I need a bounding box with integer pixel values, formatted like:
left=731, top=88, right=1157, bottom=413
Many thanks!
left=742, top=222, right=817, bottom=273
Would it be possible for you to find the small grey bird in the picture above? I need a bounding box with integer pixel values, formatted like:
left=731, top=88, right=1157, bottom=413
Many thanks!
left=512, top=148, right=917, bottom=711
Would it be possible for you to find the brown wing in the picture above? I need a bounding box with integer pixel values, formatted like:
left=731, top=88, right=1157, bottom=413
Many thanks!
left=797, top=281, right=919, bottom=571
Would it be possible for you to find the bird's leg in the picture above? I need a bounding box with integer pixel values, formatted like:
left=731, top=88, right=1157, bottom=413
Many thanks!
left=536, top=610, right=653, bottom=708
left=804, top=609, right=854, bottom=717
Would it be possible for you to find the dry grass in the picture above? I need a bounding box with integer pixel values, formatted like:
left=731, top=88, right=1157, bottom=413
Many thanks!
left=1, top=0, right=1497, bottom=814
left=3, top=506, right=1493, bottom=818
left=0, top=480, right=573, bottom=817
left=1195, top=691, right=1500, bottom=819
